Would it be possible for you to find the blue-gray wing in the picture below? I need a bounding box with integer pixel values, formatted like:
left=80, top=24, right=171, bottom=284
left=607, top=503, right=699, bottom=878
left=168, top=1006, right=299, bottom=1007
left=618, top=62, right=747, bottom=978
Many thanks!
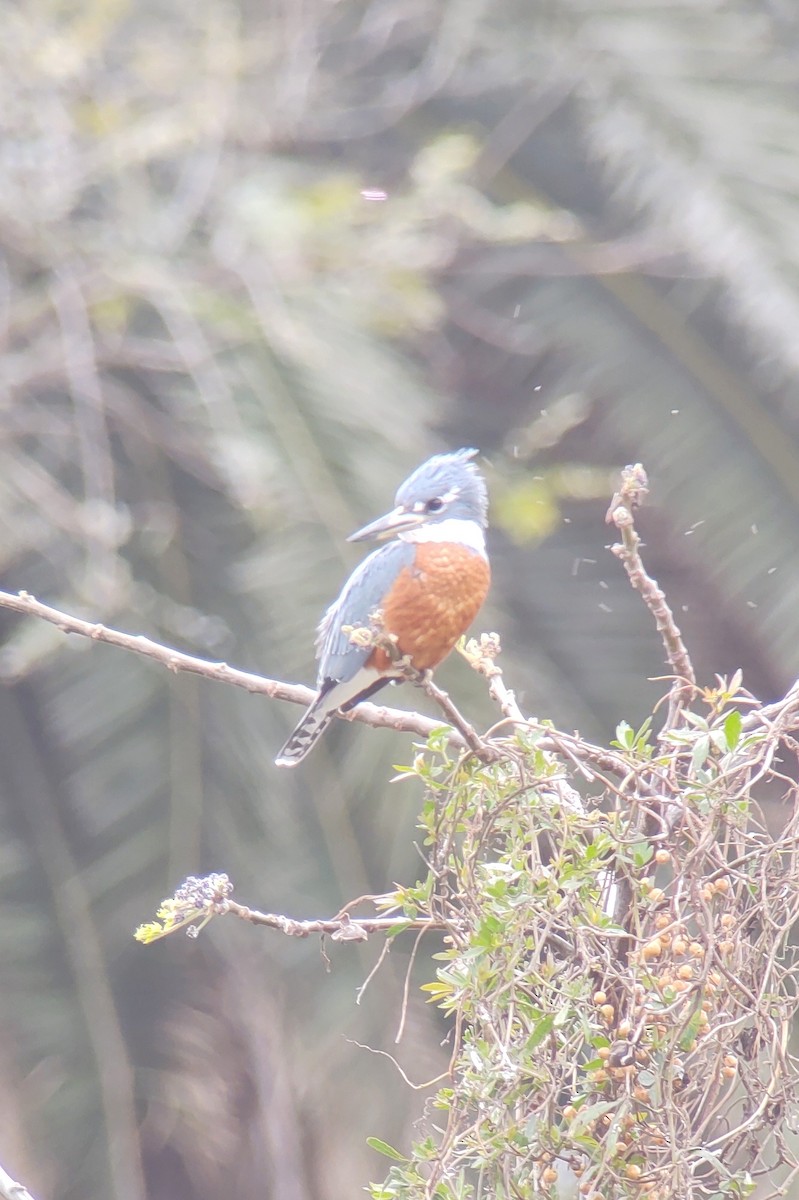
left=315, top=540, right=416, bottom=685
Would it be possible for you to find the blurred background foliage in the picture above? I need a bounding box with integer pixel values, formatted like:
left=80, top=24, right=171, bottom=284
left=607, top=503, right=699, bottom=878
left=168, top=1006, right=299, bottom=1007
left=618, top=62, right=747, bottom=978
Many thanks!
left=2, top=0, right=799, bottom=1197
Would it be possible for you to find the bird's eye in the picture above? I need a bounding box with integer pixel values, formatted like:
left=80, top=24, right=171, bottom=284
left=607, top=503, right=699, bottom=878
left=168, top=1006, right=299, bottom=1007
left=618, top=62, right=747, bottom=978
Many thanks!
left=426, top=497, right=445, bottom=513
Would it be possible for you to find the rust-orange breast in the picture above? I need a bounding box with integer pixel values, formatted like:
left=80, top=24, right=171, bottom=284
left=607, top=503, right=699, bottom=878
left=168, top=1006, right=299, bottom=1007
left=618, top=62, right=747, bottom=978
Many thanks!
left=369, top=542, right=490, bottom=673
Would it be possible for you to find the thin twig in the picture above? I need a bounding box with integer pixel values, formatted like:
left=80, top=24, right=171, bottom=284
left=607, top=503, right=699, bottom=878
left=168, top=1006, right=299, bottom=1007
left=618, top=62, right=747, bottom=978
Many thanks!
left=345, top=1040, right=450, bottom=1091
left=225, top=901, right=449, bottom=940
left=606, top=464, right=697, bottom=728
left=134, top=873, right=455, bottom=944
left=395, top=924, right=429, bottom=1044
left=355, top=939, right=393, bottom=1004
left=418, top=674, right=494, bottom=760
left=461, top=632, right=527, bottom=725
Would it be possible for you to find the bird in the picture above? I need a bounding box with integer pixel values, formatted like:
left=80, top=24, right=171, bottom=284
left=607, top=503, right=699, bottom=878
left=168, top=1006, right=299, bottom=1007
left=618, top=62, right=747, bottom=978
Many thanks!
left=275, top=448, right=490, bottom=767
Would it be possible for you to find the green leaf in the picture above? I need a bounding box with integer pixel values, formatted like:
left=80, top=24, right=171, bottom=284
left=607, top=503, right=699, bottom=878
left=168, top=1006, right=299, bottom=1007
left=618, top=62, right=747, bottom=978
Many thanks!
left=724, top=709, right=742, bottom=752
left=631, top=841, right=654, bottom=868
left=526, top=1012, right=555, bottom=1050
left=614, top=721, right=634, bottom=749
left=691, top=734, right=712, bottom=773
left=367, top=1138, right=407, bottom=1163
left=569, top=1099, right=617, bottom=1134
left=679, top=1006, right=705, bottom=1051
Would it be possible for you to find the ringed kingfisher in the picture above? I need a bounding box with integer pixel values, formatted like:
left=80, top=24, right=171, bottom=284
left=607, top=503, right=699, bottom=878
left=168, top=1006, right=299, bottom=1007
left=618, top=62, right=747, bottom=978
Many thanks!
left=275, top=448, right=490, bottom=766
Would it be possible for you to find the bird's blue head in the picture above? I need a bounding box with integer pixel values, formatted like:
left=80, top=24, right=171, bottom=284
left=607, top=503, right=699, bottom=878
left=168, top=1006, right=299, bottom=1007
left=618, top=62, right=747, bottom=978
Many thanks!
left=348, top=449, right=488, bottom=543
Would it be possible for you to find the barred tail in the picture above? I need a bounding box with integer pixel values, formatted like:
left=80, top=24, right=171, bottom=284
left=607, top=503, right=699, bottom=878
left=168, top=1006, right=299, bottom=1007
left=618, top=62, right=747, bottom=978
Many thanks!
left=274, top=703, right=336, bottom=767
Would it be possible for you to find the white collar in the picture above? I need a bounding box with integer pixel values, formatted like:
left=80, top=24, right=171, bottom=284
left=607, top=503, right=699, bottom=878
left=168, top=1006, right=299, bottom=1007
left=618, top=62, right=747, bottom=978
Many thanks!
left=400, top=517, right=486, bottom=557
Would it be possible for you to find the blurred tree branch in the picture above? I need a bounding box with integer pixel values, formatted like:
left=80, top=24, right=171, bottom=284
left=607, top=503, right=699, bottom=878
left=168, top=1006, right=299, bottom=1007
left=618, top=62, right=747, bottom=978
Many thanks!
left=0, top=1161, right=37, bottom=1200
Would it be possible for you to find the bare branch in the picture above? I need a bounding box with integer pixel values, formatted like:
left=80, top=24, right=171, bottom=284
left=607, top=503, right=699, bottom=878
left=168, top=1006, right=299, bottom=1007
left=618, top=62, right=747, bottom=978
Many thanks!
left=0, top=588, right=472, bottom=748
left=134, top=873, right=451, bottom=945
left=418, top=673, right=494, bottom=760
left=225, top=901, right=447, bottom=940
left=461, top=631, right=527, bottom=725
left=0, top=590, right=658, bottom=779
left=606, top=463, right=697, bottom=726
